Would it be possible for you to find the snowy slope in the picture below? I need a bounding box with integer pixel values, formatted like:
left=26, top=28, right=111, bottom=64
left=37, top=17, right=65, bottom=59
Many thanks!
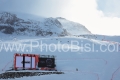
left=57, top=17, right=91, bottom=35
left=0, top=35, right=120, bottom=80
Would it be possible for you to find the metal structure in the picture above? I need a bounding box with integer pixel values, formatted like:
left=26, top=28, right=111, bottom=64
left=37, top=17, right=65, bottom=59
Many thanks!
left=13, top=53, right=56, bottom=71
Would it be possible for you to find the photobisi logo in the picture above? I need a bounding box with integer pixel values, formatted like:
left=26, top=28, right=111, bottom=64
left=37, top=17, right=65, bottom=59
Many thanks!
left=0, top=40, right=119, bottom=53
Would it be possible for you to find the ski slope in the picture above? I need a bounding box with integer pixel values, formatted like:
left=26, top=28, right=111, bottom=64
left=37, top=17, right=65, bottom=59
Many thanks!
left=0, top=35, right=120, bottom=80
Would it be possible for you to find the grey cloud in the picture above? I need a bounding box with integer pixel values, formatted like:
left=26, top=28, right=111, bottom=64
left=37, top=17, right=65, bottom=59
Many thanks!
left=97, top=0, right=120, bottom=17
left=0, top=0, right=70, bottom=17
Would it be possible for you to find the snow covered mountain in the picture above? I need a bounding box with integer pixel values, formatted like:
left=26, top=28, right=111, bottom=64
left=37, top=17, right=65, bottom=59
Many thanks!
left=0, top=12, right=91, bottom=37
left=57, top=17, right=91, bottom=35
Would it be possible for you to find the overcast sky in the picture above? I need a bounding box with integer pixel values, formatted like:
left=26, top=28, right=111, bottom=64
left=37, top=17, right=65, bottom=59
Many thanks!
left=0, top=0, right=120, bottom=35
